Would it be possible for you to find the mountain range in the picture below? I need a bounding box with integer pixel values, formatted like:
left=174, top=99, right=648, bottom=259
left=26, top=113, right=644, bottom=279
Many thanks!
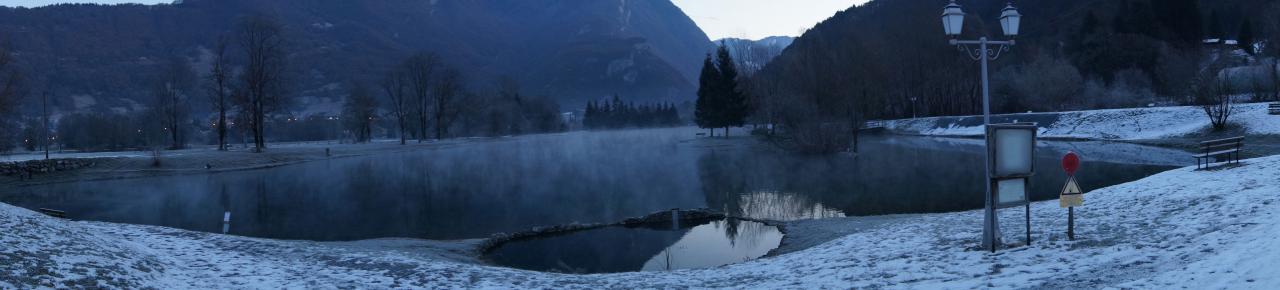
left=0, top=0, right=718, bottom=116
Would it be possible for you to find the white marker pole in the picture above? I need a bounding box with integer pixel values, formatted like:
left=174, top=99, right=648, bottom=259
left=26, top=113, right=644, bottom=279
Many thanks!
left=222, top=211, right=231, bottom=234
left=671, top=209, right=679, bottom=230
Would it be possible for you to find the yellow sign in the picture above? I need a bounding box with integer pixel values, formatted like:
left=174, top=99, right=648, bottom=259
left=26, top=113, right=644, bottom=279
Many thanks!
left=1059, top=177, right=1084, bottom=208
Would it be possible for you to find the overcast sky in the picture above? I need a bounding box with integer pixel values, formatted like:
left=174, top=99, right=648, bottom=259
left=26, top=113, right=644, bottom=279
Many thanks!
left=671, top=0, right=867, bottom=40
left=5, top=0, right=867, bottom=41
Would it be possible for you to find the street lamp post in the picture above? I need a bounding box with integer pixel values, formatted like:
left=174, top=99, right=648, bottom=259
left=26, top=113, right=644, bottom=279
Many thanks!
left=942, top=0, right=1021, bottom=252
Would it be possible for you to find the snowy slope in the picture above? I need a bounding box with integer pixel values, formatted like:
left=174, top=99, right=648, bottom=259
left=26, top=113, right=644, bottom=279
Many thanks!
left=3, top=156, right=1280, bottom=288
left=888, top=103, right=1279, bottom=140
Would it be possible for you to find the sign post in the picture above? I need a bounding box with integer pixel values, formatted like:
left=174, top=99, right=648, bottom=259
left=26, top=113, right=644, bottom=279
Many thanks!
left=1060, top=151, right=1083, bottom=240
left=985, top=123, right=1037, bottom=252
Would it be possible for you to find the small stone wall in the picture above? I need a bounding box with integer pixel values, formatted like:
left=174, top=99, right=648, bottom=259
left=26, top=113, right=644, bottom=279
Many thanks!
left=0, top=159, right=98, bottom=176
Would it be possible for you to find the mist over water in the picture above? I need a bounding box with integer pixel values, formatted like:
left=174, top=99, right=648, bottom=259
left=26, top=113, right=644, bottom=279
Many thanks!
left=0, top=127, right=1182, bottom=241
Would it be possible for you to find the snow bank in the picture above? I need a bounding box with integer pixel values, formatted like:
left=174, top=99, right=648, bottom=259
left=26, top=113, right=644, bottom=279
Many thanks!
left=888, top=103, right=1279, bottom=140
left=4, top=155, right=1280, bottom=288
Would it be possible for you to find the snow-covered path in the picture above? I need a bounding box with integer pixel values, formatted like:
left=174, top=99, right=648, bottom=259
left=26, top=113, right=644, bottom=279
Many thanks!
left=4, top=156, right=1280, bottom=288
left=887, top=103, right=1279, bottom=140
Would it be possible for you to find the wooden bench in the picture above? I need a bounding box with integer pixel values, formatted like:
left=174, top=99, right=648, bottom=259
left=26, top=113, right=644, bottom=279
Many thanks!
left=37, top=208, right=67, bottom=218
left=1269, top=103, right=1280, bottom=115
left=1193, top=136, right=1244, bottom=170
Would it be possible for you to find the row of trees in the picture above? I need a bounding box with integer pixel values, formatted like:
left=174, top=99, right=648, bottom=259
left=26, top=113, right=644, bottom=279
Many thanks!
left=144, top=14, right=289, bottom=152
left=380, top=52, right=464, bottom=144
left=376, top=53, right=563, bottom=144
left=582, top=96, right=681, bottom=129
left=1, top=11, right=571, bottom=154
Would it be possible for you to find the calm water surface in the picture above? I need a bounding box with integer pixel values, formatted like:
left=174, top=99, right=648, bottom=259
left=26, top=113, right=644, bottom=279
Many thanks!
left=0, top=127, right=1185, bottom=241
left=486, top=219, right=783, bottom=273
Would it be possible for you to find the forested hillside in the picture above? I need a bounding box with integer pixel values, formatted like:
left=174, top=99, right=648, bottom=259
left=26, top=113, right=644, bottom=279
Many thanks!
left=754, top=0, right=1275, bottom=120
left=0, top=0, right=714, bottom=115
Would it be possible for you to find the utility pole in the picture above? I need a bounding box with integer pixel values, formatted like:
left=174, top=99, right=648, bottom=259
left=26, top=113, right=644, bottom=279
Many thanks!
left=42, top=91, right=49, bottom=160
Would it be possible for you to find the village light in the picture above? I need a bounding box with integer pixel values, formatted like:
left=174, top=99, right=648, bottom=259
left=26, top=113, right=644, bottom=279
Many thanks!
left=941, top=0, right=1025, bottom=252
left=941, top=0, right=964, bottom=37
left=999, top=3, right=1021, bottom=37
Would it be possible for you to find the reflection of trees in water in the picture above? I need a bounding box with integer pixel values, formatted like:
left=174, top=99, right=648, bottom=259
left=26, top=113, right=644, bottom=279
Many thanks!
left=708, top=219, right=777, bottom=249
left=644, top=220, right=781, bottom=271
left=695, top=136, right=1178, bottom=218
left=721, top=218, right=740, bottom=243
left=696, top=148, right=858, bottom=220
left=696, top=151, right=749, bottom=217
left=736, top=191, right=845, bottom=221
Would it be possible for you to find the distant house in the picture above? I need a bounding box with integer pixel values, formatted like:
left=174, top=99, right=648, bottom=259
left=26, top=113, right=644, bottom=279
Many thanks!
left=1202, top=39, right=1239, bottom=46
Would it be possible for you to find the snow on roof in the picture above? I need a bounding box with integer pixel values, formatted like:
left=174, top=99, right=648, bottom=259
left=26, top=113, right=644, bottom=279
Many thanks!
left=1203, top=39, right=1240, bottom=45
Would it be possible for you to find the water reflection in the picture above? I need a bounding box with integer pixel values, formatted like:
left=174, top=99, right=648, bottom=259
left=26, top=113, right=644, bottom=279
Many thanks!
left=694, top=135, right=1182, bottom=218
left=0, top=128, right=1182, bottom=241
left=485, top=219, right=782, bottom=273
left=641, top=219, right=783, bottom=271
left=733, top=191, right=845, bottom=221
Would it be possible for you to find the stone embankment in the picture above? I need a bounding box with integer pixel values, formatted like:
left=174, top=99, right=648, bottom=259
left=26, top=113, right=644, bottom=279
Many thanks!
left=0, top=158, right=100, bottom=177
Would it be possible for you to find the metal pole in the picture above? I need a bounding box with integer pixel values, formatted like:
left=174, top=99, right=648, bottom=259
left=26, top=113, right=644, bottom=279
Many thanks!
left=1068, top=207, right=1075, bottom=240
left=980, top=37, right=1000, bottom=252
left=42, top=92, right=49, bottom=160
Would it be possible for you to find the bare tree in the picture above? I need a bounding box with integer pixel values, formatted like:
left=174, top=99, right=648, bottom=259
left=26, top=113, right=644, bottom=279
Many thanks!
left=1260, top=2, right=1280, bottom=101
left=154, top=56, right=195, bottom=149
left=235, top=14, right=288, bottom=152
left=403, top=52, right=440, bottom=142
left=207, top=36, right=232, bottom=151
left=494, top=76, right=522, bottom=135
left=1193, top=59, right=1235, bottom=131
left=432, top=66, right=463, bottom=139
left=382, top=66, right=411, bottom=145
left=342, top=82, right=378, bottom=143
left=1007, top=51, right=1084, bottom=111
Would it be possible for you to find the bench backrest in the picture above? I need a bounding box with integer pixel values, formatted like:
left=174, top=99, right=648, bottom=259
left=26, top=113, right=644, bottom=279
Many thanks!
left=38, top=208, right=67, bottom=218
left=1200, top=136, right=1244, bottom=150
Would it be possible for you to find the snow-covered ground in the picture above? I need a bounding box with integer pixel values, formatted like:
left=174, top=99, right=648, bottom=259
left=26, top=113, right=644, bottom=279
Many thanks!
left=887, top=103, right=1279, bottom=140
left=886, top=135, right=1193, bottom=167
left=4, top=153, right=1279, bottom=288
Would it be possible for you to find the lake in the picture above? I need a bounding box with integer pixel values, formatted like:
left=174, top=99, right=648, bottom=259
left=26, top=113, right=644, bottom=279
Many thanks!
left=485, top=218, right=784, bottom=273
left=0, top=127, right=1185, bottom=242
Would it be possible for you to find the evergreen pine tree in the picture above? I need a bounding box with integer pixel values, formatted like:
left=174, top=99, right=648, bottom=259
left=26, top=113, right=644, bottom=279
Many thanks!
left=715, top=43, right=748, bottom=136
left=694, top=53, right=719, bottom=135
left=584, top=100, right=597, bottom=129
left=1079, top=11, right=1098, bottom=37
left=1239, top=18, right=1256, bottom=54
left=1207, top=10, right=1222, bottom=40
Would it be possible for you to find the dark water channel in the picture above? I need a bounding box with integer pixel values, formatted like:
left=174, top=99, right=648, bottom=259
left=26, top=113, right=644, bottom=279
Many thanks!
left=0, top=127, right=1184, bottom=265
left=486, top=218, right=783, bottom=273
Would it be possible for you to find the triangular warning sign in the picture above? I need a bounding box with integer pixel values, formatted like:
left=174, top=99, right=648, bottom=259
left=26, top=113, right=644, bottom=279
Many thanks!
left=1061, top=177, right=1082, bottom=195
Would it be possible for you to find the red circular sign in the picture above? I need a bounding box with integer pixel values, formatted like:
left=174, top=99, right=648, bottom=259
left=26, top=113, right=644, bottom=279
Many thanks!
left=1062, top=151, right=1081, bottom=176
